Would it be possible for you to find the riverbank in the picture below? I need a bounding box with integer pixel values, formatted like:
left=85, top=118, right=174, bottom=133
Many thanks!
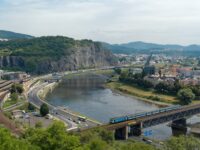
left=38, top=82, right=58, bottom=100
left=106, top=81, right=179, bottom=107
left=37, top=81, right=102, bottom=125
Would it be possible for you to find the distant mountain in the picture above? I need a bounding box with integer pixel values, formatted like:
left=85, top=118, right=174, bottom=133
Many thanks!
left=120, top=41, right=183, bottom=50
left=0, top=30, right=34, bottom=40
left=102, top=41, right=200, bottom=56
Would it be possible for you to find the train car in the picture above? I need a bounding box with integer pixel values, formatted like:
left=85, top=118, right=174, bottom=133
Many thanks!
left=110, top=116, right=128, bottom=124
left=127, top=111, right=148, bottom=121
left=135, top=113, right=146, bottom=118
left=110, top=105, right=182, bottom=124
left=159, top=105, right=181, bottom=113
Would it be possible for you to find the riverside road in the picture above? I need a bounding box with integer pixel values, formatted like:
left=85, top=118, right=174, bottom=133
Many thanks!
left=27, top=82, right=101, bottom=131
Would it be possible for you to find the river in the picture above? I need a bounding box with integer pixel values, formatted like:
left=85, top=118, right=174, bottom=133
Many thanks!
left=46, top=73, right=200, bottom=140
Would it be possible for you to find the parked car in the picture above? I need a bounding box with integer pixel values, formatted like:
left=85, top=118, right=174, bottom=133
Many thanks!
left=45, top=114, right=53, bottom=119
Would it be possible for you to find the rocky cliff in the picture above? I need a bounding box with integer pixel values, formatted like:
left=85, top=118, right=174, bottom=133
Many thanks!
left=0, top=36, right=117, bottom=74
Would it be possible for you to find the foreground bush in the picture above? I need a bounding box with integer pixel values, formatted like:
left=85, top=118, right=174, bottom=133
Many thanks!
left=1, top=121, right=200, bottom=150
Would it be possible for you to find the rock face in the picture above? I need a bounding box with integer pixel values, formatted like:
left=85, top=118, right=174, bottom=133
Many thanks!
left=0, top=56, right=25, bottom=68
left=0, top=42, right=117, bottom=74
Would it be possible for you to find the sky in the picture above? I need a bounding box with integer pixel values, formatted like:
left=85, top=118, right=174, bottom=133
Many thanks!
left=0, top=0, right=200, bottom=45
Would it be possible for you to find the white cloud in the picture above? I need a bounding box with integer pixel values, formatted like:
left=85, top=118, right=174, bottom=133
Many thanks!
left=1, top=0, right=200, bottom=44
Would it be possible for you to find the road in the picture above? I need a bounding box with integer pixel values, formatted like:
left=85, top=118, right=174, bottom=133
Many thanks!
left=27, top=81, right=101, bottom=131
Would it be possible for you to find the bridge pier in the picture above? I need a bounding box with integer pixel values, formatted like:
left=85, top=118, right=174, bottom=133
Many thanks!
left=129, top=123, right=142, bottom=136
left=171, top=118, right=187, bottom=135
left=115, top=126, right=128, bottom=140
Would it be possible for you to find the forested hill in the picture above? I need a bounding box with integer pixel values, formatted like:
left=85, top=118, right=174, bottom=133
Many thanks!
left=0, top=30, right=34, bottom=40
left=103, top=41, right=200, bottom=56
left=0, top=36, right=117, bottom=74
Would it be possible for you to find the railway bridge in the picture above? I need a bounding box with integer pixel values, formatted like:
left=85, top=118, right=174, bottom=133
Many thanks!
left=103, top=104, right=200, bottom=140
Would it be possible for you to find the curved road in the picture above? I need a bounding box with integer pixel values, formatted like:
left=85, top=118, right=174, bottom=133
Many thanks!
left=27, top=81, right=100, bottom=130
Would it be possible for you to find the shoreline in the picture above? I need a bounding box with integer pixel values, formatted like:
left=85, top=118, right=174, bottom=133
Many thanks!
left=38, top=82, right=58, bottom=100
left=37, top=81, right=102, bottom=125
left=106, top=82, right=176, bottom=107
left=107, top=86, right=171, bottom=107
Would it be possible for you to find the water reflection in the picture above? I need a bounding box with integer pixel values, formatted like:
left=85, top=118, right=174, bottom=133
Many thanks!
left=46, top=74, right=158, bottom=122
left=46, top=74, right=200, bottom=140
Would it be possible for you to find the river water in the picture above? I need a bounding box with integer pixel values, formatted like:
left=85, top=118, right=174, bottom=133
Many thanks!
left=46, top=74, right=200, bottom=140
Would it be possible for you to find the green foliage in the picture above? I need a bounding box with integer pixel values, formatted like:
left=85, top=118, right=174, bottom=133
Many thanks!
left=2, top=121, right=200, bottom=150
left=40, top=103, right=49, bottom=116
left=28, top=103, right=35, bottom=111
left=177, top=88, right=195, bottom=105
left=120, top=142, right=155, bottom=150
left=148, top=95, right=161, bottom=101
left=119, top=72, right=154, bottom=89
left=80, top=128, right=114, bottom=144
left=174, top=80, right=183, bottom=93
left=155, top=82, right=175, bottom=94
left=114, top=68, right=122, bottom=75
left=164, top=136, right=200, bottom=150
left=10, top=92, right=18, bottom=101
left=0, top=36, right=75, bottom=58
left=0, top=36, right=114, bottom=74
left=35, top=121, right=43, bottom=128
left=190, top=85, right=200, bottom=99
left=25, top=121, right=81, bottom=150
left=87, top=139, right=110, bottom=150
left=0, top=127, right=39, bottom=150
left=10, top=83, right=24, bottom=94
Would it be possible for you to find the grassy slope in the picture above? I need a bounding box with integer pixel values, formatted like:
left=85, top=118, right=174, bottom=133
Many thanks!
left=107, top=81, right=179, bottom=105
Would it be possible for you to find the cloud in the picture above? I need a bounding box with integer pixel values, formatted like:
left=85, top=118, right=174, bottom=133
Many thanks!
left=0, top=0, right=200, bottom=44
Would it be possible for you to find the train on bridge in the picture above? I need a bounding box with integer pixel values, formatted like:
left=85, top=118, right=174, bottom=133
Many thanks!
left=110, top=105, right=181, bottom=124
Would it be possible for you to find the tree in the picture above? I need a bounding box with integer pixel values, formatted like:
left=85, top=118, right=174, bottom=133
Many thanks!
left=158, top=69, right=162, bottom=78
left=190, top=85, right=200, bottom=99
left=174, top=80, right=183, bottom=93
left=40, top=103, right=49, bottom=116
left=155, top=82, right=175, bottom=94
left=177, top=88, right=195, bottom=105
left=28, top=103, right=35, bottom=111
left=10, top=83, right=24, bottom=94
left=35, top=121, right=43, bottom=128
left=164, top=136, right=200, bottom=150
left=119, top=71, right=128, bottom=82
left=155, top=82, right=168, bottom=93
left=0, top=127, right=39, bottom=150
left=114, top=68, right=122, bottom=75
left=15, top=84, right=24, bottom=94
left=140, top=80, right=154, bottom=89
left=120, top=143, right=155, bottom=150
left=25, top=121, right=81, bottom=150
left=87, top=139, right=109, bottom=150
left=10, top=93, right=18, bottom=101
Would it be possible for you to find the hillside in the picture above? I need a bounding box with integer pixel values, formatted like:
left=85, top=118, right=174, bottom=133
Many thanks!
left=0, top=36, right=117, bottom=74
left=103, top=41, right=200, bottom=56
left=0, top=30, right=34, bottom=40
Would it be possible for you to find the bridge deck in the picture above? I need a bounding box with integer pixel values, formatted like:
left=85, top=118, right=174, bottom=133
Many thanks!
left=104, top=104, right=200, bottom=130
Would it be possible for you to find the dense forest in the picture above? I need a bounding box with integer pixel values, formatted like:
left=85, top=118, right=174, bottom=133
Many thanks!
left=0, top=36, right=89, bottom=58
left=1, top=121, right=200, bottom=150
